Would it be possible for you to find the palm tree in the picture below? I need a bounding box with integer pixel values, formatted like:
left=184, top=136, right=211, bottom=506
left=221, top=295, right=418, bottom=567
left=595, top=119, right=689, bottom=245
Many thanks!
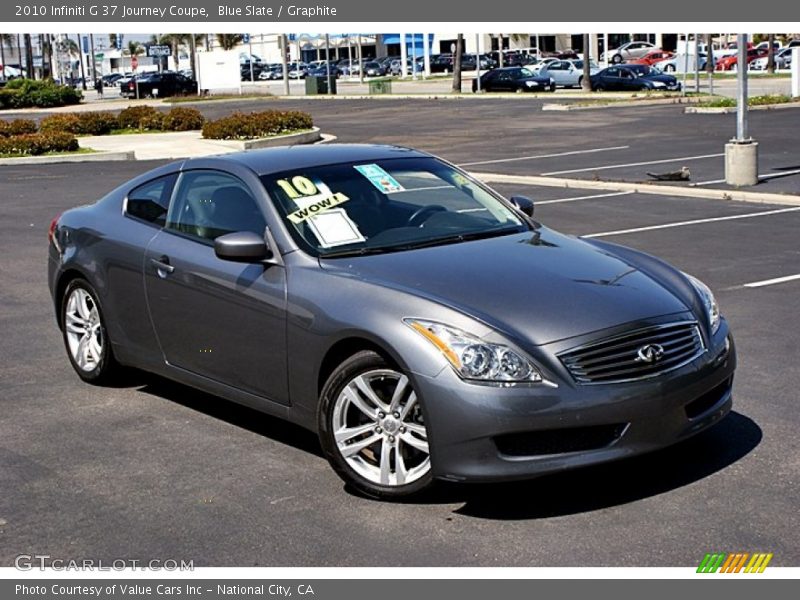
left=0, top=34, right=12, bottom=79
left=451, top=34, right=464, bottom=93
left=215, top=34, right=244, bottom=51
left=108, top=33, right=122, bottom=50
left=581, top=33, right=592, bottom=92
left=23, top=34, right=33, bottom=79
left=766, top=33, right=775, bottom=74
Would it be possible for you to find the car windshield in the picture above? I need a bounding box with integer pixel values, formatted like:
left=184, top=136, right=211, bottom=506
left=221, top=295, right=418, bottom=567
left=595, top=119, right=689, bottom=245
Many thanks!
left=628, top=65, right=655, bottom=76
left=261, top=157, right=528, bottom=257
left=517, top=68, right=535, bottom=78
left=572, top=60, right=599, bottom=69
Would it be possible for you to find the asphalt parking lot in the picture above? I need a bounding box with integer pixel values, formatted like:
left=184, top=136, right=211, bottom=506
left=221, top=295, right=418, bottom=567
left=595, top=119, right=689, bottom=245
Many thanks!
left=1, top=100, right=799, bottom=567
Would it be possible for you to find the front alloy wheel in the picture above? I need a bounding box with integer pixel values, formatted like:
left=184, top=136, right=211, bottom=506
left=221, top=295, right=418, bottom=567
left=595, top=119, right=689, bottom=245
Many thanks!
left=319, top=351, right=432, bottom=499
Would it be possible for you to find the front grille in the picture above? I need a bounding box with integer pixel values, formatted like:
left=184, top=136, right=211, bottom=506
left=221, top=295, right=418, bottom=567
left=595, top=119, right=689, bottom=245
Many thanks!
left=559, top=321, right=705, bottom=384
left=495, top=423, right=628, bottom=457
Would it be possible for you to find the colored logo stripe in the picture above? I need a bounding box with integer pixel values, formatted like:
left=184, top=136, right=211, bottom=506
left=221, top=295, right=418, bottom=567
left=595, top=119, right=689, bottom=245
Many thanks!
left=697, top=552, right=773, bottom=573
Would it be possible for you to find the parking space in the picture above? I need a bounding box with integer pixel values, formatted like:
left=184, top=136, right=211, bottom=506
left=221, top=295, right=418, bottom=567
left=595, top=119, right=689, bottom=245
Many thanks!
left=2, top=150, right=799, bottom=566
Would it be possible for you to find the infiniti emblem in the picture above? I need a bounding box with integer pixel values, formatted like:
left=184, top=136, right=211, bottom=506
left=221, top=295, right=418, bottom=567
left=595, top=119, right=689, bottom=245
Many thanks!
left=636, top=343, right=665, bottom=363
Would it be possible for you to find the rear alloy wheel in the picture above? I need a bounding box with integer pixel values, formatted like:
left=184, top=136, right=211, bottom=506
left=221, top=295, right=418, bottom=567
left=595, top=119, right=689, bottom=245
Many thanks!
left=61, top=279, right=121, bottom=384
left=319, top=351, right=432, bottom=499
left=612, top=54, right=623, bottom=64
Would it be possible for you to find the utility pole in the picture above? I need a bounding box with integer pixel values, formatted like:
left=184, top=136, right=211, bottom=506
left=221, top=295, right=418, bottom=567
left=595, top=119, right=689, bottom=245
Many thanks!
left=325, top=33, right=332, bottom=95
left=725, top=33, right=758, bottom=187
left=280, top=34, right=289, bottom=95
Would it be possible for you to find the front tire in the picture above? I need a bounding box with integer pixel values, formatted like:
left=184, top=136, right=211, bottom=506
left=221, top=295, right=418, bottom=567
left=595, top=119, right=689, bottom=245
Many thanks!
left=61, top=279, right=121, bottom=384
left=318, top=351, right=433, bottom=500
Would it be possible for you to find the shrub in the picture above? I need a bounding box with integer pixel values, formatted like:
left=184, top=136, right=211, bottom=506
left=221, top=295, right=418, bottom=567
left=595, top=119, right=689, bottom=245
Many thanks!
left=0, top=79, right=82, bottom=109
left=0, top=131, right=79, bottom=156
left=163, top=107, right=205, bottom=131
left=202, top=110, right=313, bottom=140
left=0, top=118, right=38, bottom=137
left=117, top=105, right=165, bottom=130
left=40, top=112, right=119, bottom=136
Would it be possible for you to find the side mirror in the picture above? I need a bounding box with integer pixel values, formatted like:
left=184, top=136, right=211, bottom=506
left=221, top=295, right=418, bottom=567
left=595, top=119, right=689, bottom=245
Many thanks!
left=214, top=231, right=270, bottom=263
left=509, top=195, right=535, bottom=217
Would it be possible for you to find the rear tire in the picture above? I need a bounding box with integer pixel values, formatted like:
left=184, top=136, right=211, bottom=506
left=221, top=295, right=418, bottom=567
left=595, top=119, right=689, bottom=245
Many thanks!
left=61, top=278, right=122, bottom=385
left=318, top=351, right=433, bottom=500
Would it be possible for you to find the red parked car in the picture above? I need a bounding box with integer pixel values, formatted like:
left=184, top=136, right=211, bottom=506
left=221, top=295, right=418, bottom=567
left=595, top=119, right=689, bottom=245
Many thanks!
left=716, top=48, right=767, bottom=71
left=628, top=50, right=674, bottom=66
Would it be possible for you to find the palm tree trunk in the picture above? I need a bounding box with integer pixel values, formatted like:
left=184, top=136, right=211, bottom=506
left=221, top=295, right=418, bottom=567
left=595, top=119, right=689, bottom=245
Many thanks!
left=581, top=34, right=592, bottom=91
left=767, top=33, right=775, bottom=74
left=23, top=34, right=33, bottom=79
left=1, top=37, right=6, bottom=80
left=451, top=34, right=463, bottom=93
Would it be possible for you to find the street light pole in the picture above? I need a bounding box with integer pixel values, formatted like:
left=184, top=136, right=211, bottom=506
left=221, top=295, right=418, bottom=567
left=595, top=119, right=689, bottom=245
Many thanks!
left=725, top=33, right=758, bottom=187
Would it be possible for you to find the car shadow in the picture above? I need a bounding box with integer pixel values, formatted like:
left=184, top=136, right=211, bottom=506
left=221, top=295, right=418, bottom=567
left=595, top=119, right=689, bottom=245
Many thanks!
left=132, top=373, right=324, bottom=458
left=437, top=411, right=761, bottom=520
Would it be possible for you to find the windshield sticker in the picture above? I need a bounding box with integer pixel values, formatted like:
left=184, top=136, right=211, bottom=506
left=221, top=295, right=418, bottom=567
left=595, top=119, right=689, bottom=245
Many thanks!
left=354, top=164, right=405, bottom=194
left=306, top=208, right=366, bottom=248
left=287, top=192, right=350, bottom=224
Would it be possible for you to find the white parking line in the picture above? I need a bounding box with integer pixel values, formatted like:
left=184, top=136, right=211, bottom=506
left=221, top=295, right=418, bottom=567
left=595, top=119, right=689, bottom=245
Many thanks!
left=537, top=191, right=634, bottom=205
left=458, top=146, right=630, bottom=167
left=743, top=273, right=800, bottom=288
left=541, top=153, right=724, bottom=176
left=691, top=168, right=800, bottom=187
left=583, top=206, right=800, bottom=238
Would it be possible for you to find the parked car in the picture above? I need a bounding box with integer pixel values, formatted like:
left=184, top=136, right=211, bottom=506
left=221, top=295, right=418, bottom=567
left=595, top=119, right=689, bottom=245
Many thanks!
left=48, top=144, right=735, bottom=499
left=538, top=59, right=600, bottom=88
left=102, top=73, right=124, bottom=86
left=258, top=65, right=285, bottom=80
left=602, top=41, right=657, bottom=64
left=389, top=58, right=423, bottom=76
left=119, top=72, right=197, bottom=98
left=472, top=66, right=555, bottom=93
left=362, top=61, right=387, bottom=77
left=628, top=50, right=674, bottom=66
left=287, top=62, right=309, bottom=79
left=591, top=64, right=681, bottom=91
left=523, top=57, right=559, bottom=73
left=653, top=53, right=708, bottom=73
left=715, top=48, right=767, bottom=71
left=751, top=47, right=793, bottom=70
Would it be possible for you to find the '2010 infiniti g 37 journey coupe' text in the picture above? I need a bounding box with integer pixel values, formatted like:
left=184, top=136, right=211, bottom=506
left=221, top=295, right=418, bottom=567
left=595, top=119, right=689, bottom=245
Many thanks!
left=48, top=145, right=735, bottom=499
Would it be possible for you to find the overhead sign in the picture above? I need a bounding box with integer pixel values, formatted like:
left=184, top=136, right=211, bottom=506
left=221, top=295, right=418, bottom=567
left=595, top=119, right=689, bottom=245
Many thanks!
left=147, top=45, right=171, bottom=57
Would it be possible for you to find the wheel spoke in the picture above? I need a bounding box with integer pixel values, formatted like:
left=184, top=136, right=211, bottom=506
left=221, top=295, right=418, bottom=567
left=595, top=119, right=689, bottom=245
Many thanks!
left=379, top=438, right=392, bottom=484
left=89, top=335, right=103, bottom=362
left=404, top=422, right=427, bottom=438
left=76, top=291, right=92, bottom=320
left=400, top=431, right=429, bottom=454
left=342, top=385, right=379, bottom=421
left=395, top=444, right=407, bottom=485
left=399, top=391, right=418, bottom=420
left=334, top=422, right=376, bottom=444
left=353, top=375, right=389, bottom=411
left=339, top=433, right=381, bottom=457
left=75, top=336, right=89, bottom=369
left=388, top=374, right=409, bottom=413
left=65, top=313, right=86, bottom=334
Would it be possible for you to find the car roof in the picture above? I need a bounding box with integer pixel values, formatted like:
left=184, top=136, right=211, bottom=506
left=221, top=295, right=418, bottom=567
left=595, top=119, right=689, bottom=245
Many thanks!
left=184, top=144, right=432, bottom=176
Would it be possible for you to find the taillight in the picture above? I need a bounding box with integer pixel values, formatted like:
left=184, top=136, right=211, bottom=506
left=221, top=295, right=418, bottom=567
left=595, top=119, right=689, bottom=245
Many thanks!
left=48, top=214, right=61, bottom=244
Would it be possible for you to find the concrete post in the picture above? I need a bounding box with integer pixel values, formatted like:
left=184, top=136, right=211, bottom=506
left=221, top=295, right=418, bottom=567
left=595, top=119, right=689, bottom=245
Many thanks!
left=725, top=34, right=758, bottom=187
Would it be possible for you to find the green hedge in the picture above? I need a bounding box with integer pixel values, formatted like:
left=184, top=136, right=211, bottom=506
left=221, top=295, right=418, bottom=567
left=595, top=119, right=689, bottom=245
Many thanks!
left=34, top=106, right=205, bottom=136
left=0, top=79, right=82, bottom=109
left=0, top=131, right=79, bottom=156
left=202, top=110, right=313, bottom=140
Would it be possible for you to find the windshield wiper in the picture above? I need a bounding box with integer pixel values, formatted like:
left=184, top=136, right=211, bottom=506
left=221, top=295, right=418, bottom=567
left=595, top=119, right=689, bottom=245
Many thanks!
left=392, top=226, right=523, bottom=251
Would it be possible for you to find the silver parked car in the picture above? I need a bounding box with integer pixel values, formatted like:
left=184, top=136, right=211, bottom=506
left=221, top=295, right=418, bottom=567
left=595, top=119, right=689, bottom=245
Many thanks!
left=538, top=59, right=600, bottom=88
left=602, top=41, right=657, bottom=64
left=48, top=145, right=735, bottom=500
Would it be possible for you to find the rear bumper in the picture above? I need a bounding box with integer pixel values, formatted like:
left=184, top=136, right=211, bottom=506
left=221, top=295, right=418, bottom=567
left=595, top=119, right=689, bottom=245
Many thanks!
left=416, top=324, right=736, bottom=483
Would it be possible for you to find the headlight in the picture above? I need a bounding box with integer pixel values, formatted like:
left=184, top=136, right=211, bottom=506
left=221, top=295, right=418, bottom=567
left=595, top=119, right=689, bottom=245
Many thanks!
left=525, top=80, right=537, bottom=87
left=405, top=319, right=543, bottom=383
left=651, top=81, right=666, bottom=87
left=685, top=274, right=720, bottom=334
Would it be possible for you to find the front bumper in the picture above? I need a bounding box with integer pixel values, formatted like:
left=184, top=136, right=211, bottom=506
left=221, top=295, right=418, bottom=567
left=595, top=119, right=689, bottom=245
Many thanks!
left=416, top=323, right=736, bottom=483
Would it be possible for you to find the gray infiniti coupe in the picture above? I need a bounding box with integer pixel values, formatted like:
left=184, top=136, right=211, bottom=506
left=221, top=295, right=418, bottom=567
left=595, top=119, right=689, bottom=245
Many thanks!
left=48, top=144, right=735, bottom=499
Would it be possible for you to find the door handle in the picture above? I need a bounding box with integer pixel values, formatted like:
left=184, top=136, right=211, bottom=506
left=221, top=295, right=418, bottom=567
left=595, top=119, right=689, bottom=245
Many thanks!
left=150, top=256, right=175, bottom=275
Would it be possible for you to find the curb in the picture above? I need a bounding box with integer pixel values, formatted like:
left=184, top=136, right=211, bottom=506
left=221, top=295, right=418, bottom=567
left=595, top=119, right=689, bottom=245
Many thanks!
left=543, top=96, right=700, bottom=111
left=0, top=150, right=134, bottom=166
left=469, top=171, right=800, bottom=207
left=235, top=127, right=321, bottom=150
left=685, top=101, right=800, bottom=114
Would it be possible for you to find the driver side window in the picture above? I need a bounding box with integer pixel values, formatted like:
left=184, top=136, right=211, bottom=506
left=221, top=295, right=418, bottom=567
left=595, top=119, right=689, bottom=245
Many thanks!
left=166, top=171, right=266, bottom=243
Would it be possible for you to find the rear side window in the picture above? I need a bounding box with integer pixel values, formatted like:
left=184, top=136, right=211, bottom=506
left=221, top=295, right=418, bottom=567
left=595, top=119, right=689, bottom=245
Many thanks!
left=125, top=174, right=177, bottom=227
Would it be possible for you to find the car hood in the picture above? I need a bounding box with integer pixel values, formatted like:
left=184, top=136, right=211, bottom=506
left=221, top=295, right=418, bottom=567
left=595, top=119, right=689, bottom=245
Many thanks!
left=319, top=228, right=690, bottom=346
left=643, top=74, right=678, bottom=83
